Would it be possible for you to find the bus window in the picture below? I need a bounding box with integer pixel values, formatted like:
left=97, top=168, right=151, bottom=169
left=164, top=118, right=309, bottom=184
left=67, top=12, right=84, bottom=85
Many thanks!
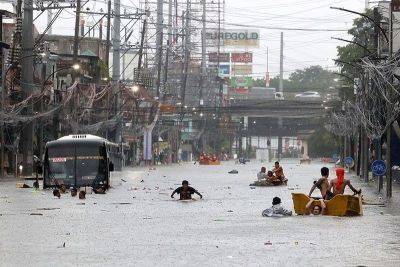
left=75, top=144, right=107, bottom=187
left=46, top=146, right=75, bottom=187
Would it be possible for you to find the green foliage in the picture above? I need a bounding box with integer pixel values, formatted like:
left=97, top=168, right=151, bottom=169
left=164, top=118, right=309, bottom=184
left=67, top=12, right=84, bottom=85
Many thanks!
left=335, top=9, right=375, bottom=82
left=308, top=126, right=339, bottom=157
left=267, top=65, right=337, bottom=92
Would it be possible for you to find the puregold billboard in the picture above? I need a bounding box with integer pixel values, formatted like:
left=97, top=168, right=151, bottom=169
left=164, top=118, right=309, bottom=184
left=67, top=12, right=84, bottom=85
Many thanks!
left=205, top=29, right=260, bottom=48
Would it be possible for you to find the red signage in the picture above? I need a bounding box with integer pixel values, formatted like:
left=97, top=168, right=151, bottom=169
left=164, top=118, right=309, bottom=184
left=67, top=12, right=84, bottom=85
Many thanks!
left=231, top=52, right=252, bottom=63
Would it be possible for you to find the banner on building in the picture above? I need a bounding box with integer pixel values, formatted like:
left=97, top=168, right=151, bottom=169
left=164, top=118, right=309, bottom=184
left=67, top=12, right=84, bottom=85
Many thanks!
left=208, top=52, right=230, bottom=63
left=205, top=29, right=260, bottom=48
left=232, top=65, right=252, bottom=75
left=231, top=52, right=253, bottom=63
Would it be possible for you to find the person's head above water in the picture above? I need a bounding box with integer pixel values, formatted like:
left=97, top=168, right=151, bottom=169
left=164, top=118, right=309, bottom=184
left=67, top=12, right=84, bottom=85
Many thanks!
left=261, top=166, right=266, bottom=173
left=274, top=161, right=280, bottom=168
left=182, top=180, right=189, bottom=188
left=272, top=197, right=281, bottom=205
left=267, top=171, right=274, bottom=177
left=321, top=167, right=329, bottom=177
left=312, top=205, right=322, bottom=215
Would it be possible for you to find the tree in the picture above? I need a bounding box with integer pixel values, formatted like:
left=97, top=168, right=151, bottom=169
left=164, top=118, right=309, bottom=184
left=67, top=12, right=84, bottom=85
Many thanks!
left=335, top=9, right=376, bottom=81
left=308, top=126, right=339, bottom=157
left=268, top=65, right=337, bottom=92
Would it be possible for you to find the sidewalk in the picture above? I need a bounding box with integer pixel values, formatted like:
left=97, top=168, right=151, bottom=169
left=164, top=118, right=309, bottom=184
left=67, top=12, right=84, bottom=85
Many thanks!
left=348, top=170, right=400, bottom=215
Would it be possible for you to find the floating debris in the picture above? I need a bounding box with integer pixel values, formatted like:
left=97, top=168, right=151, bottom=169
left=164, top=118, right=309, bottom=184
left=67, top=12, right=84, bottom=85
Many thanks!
left=37, top=208, right=60, bottom=211
left=30, top=213, right=43, bottom=216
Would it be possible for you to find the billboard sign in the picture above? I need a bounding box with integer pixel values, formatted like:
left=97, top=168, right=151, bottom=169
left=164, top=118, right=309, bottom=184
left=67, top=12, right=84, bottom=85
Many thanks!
left=231, top=52, right=253, bottom=63
left=230, top=76, right=253, bottom=88
left=205, top=29, right=260, bottom=48
left=232, top=65, right=252, bottom=75
left=219, top=65, right=230, bottom=76
left=208, top=52, right=230, bottom=63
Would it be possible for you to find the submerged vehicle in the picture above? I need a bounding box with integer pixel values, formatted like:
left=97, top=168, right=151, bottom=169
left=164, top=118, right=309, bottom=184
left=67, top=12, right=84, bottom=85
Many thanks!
left=292, top=193, right=363, bottom=216
left=43, top=134, right=119, bottom=189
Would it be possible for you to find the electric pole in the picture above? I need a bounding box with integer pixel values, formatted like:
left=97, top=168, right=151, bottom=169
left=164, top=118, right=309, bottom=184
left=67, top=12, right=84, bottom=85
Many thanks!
left=47, top=9, right=53, bottom=35
left=278, top=32, right=284, bottom=160
left=105, top=0, right=111, bottom=69
left=73, top=0, right=81, bottom=64
left=200, top=0, right=206, bottom=106
left=181, top=0, right=191, bottom=107
left=279, top=32, right=283, bottom=93
left=112, top=0, right=121, bottom=82
left=21, top=0, right=34, bottom=176
left=162, top=0, right=173, bottom=95
left=155, top=0, right=164, bottom=98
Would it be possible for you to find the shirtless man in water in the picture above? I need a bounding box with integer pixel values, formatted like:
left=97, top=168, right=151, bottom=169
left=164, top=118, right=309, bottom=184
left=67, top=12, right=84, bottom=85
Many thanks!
left=331, top=168, right=361, bottom=196
left=308, top=167, right=334, bottom=200
left=171, top=180, right=203, bottom=200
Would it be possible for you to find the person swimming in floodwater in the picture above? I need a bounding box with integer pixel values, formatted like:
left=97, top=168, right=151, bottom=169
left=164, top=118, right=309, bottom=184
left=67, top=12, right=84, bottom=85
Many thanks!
left=171, top=180, right=203, bottom=200
left=330, top=168, right=361, bottom=196
left=262, top=197, right=292, bottom=217
left=305, top=198, right=326, bottom=216
left=308, top=167, right=334, bottom=200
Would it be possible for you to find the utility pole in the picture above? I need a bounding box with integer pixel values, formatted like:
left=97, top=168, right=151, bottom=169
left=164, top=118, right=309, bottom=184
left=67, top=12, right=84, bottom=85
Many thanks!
left=137, top=19, right=146, bottom=70
left=112, top=0, right=121, bottom=82
left=155, top=0, right=164, bottom=98
left=278, top=32, right=284, bottom=160
left=162, top=0, right=173, bottom=95
left=386, top=1, right=394, bottom=199
left=200, top=0, right=206, bottom=106
left=105, top=0, right=111, bottom=69
left=181, top=0, right=191, bottom=106
left=21, top=0, right=34, bottom=176
left=73, top=0, right=81, bottom=64
left=47, top=9, right=53, bottom=35
left=279, top=32, right=283, bottom=93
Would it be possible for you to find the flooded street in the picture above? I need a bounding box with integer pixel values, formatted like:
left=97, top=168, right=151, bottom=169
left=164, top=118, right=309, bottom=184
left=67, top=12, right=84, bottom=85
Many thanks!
left=1, top=160, right=400, bottom=266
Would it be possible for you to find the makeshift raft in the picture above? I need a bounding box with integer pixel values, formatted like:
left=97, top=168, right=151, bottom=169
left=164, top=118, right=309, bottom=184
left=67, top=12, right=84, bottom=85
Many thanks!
left=249, top=180, right=287, bottom=187
left=292, top=193, right=363, bottom=216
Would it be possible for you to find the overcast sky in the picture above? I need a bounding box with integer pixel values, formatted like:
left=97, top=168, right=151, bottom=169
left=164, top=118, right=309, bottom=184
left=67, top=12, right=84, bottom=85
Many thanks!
left=224, top=0, right=367, bottom=78
left=1, top=0, right=367, bottom=78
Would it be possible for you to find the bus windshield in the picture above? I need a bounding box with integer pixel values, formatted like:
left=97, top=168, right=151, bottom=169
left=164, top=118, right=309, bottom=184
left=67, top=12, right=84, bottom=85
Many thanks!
left=46, top=143, right=107, bottom=187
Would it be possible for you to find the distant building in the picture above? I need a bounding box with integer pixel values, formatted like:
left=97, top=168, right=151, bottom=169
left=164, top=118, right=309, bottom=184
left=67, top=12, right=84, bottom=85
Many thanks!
left=43, top=34, right=108, bottom=62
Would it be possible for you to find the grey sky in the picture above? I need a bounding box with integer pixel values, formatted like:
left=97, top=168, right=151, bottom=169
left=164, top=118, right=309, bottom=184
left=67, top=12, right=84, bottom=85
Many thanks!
left=224, top=0, right=366, bottom=78
left=0, top=0, right=367, bottom=79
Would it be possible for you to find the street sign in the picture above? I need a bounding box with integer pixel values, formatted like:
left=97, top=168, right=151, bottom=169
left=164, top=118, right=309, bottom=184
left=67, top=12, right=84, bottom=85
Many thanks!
left=344, top=156, right=354, bottom=168
left=371, top=160, right=387, bottom=176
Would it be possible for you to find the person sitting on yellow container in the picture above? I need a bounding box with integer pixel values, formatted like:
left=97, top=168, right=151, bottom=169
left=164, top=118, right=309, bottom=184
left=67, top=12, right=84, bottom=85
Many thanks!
left=331, top=168, right=361, bottom=196
left=308, top=167, right=334, bottom=200
left=305, top=198, right=326, bottom=216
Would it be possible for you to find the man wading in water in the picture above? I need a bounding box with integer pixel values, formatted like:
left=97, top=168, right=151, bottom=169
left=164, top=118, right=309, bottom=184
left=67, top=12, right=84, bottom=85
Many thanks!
left=171, top=180, right=203, bottom=200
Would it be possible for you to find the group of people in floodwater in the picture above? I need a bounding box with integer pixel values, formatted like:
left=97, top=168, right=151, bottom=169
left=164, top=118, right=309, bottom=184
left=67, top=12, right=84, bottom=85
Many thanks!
left=170, top=165, right=362, bottom=218
left=262, top=166, right=362, bottom=217
left=257, top=161, right=288, bottom=186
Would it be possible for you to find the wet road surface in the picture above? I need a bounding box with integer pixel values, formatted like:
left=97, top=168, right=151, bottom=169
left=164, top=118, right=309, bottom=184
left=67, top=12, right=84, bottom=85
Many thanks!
left=1, top=160, right=399, bottom=266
